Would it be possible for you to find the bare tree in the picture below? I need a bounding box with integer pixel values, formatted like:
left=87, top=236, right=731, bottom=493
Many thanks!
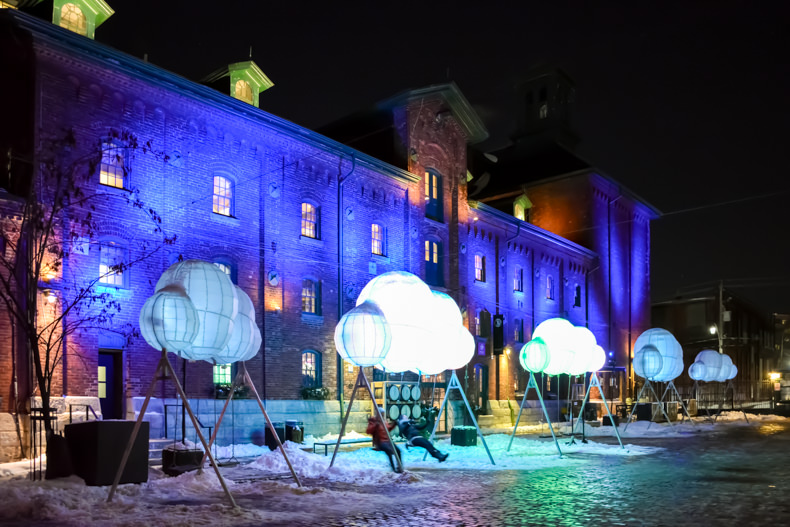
left=0, top=128, right=176, bottom=437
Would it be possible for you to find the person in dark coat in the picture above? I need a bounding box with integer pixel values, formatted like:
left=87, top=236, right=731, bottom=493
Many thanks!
left=366, top=411, right=403, bottom=473
left=397, top=415, right=448, bottom=462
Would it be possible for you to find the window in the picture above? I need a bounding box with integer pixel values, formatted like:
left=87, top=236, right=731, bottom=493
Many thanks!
left=574, top=285, right=582, bottom=307
left=474, top=309, right=481, bottom=336
left=371, top=223, right=386, bottom=256
left=234, top=79, right=253, bottom=104
left=59, top=3, right=87, bottom=35
left=99, top=240, right=126, bottom=286
left=476, top=309, right=491, bottom=337
left=514, top=318, right=524, bottom=343
left=214, top=260, right=237, bottom=284
left=514, top=266, right=523, bottom=292
left=514, top=202, right=525, bottom=221
left=302, top=350, right=322, bottom=388
left=301, top=202, right=319, bottom=239
left=424, top=239, right=443, bottom=287
left=546, top=276, right=554, bottom=300
left=213, top=364, right=232, bottom=385
left=100, top=142, right=126, bottom=189
left=474, top=254, right=486, bottom=282
left=424, top=170, right=443, bottom=221
left=213, top=175, right=234, bottom=216
left=302, top=279, right=321, bottom=315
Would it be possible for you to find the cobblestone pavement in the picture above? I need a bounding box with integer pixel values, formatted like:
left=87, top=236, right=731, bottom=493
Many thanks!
left=265, top=419, right=790, bottom=527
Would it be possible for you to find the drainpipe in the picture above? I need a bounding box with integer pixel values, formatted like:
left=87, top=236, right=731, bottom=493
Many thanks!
left=337, top=154, right=356, bottom=422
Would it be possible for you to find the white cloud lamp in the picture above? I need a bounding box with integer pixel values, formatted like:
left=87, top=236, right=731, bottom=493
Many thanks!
left=213, top=286, right=261, bottom=364
left=334, top=301, right=392, bottom=367
left=534, top=318, right=576, bottom=376
left=633, top=328, right=684, bottom=382
left=156, top=260, right=238, bottom=362
left=139, top=284, right=199, bottom=357
left=634, top=344, right=663, bottom=380
left=519, top=337, right=550, bottom=373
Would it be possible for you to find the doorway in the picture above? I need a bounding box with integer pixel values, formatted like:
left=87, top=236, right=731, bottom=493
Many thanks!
left=473, top=364, right=489, bottom=414
left=98, top=350, right=123, bottom=419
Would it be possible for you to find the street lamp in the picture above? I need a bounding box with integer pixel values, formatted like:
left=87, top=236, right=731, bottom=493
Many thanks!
left=709, top=324, right=723, bottom=354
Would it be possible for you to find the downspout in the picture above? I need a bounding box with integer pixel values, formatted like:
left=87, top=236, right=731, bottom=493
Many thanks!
left=337, top=154, right=356, bottom=422
left=504, top=223, right=521, bottom=400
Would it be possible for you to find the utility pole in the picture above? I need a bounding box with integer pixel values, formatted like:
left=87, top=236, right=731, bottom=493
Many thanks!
left=718, top=280, right=724, bottom=354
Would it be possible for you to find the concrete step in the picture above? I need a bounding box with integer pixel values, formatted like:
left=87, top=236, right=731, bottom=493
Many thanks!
left=476, top=414, right=496, bottom=427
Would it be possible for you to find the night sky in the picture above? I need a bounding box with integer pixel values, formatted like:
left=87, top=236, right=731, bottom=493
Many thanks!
left=94, top=1, right=790, bottom=315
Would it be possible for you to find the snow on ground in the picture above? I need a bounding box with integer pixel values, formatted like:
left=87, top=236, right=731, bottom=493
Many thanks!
left=0, top=413, right=779, bottom=526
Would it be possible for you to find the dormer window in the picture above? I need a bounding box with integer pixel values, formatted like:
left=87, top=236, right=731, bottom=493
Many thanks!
left=52, top=0, right=114, bottom=40
left=513, top=194, right=532, bottom=222
left=59, top=4, right=87, bottom=35
left=235, top=80, right=253, bottom=104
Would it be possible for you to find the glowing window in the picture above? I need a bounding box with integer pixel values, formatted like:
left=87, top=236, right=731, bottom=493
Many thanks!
left=372, top=223, right=386, bottom=256
left=60, top=3, right=87, bottom=35
left=424, top=239, right=443, bottom=286
left=213, top=364, right=232, bottom=384
left=546, top=276, right=554, bottom=300
left=100, top=142, right=125, bottom=189
left=424, top=170, right=443, bottom=221
left=234, top=79, right=253, bottom=104
left=302, top=279, right=320, bottom=315
left=474, top=254, right=486, bottom=282
left=302, top=350, right=322, bottom=388
left=301, top=202, right=319, bottom=238
left=213, top=260, right=236, bottom=284
left=514, top=266, right=523, bottom=292
left=514, top=202, right=525, bottom=221
left=213, top=175, right=233, bottom=216
left=99, top=240, right=126, bottom=287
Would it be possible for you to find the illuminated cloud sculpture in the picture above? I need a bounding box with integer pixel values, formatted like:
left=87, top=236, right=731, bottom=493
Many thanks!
left=155, top=260, right=239, bottom=362
left=213, top=286, right=262, bottom=364
left=346, top=271, right=474, bottom=373
left=139, top=284, right=199, bottom=355
left=334, top=301, right=392, bottom=367
left=519, top=336, right=550, bottom=373
left=633, top=328, right=684, bottom=382
left=140, top=260, right=262, bottom=365
left=526, top=318, right=603, bottom=376
left=633, top=344, right=663, bottom=380
left=691, top=350, right=738, bottom=382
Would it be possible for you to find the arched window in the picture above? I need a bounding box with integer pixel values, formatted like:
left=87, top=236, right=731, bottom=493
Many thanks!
left=474, top=254, right=486, bottom=282
left=424, top=238, right=443, bottom=287
left=100, top=141, right=126, bottom=189
left=60, top=3, right=87, bottom=35
left=546, top=275, right=555, bottom=300
left=99, top=239, right=127, bottom=287
left=234, top=79, right=253, bottom=104
left=513, top=266, right=523, bottom=292
left=424, top=170, right=443, bottom=222
left=514, top=202, right=525, bottom=221
left=213, top=260, right=237, bottom=284
left=301, top=202, right=320, bottom=239
left=371, top=223, right=386, bottom=256
left=213, top=175, right=234, bottom=216
left=302, top=350, right=322, bottom=388
left=302, top=279, right=321, bottom=315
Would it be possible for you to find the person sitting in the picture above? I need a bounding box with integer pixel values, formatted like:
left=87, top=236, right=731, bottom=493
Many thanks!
left=366, top=409, right=403, bottom=473
left=397, top=415, right=448, bottom=462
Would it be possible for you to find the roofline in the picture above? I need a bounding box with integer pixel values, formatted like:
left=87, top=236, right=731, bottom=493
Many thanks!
left=469, top=201, right=598, bottom=261
left=3, top=9, right=420, bottom=185
left=521, top=168, right=663, bottom=218
left=380, top=82, right=489, bottom=145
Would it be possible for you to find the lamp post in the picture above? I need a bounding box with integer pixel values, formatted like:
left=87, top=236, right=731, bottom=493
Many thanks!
left=709, top=324, right=723, bottom=354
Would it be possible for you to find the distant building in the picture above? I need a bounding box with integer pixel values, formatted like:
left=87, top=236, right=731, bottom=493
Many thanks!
left=0, top=5, right=658, bottom=459
left=652, top=284, right=777, bottom=403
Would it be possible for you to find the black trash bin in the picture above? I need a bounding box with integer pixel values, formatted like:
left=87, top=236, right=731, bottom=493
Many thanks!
left=264, top=422, right=285, bottom=451
left=285, top=420, right=304, bottom=444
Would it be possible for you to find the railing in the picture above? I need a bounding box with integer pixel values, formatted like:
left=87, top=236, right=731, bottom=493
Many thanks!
left=163, top=403, right=213, bottom=444
left=29, top=408, right=58, bottom=481
left=667, top=381, right=776, bottom=411
left=68, top=403, right=100, bottom=423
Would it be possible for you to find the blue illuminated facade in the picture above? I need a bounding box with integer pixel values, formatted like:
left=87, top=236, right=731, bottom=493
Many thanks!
left=0, top=8, right=658, bottom=437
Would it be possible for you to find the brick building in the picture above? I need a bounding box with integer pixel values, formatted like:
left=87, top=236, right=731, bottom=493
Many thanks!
left=0, top=4, right=657, bottom=459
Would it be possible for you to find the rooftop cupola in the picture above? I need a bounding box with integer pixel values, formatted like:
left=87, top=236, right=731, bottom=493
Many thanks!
left=52, top=0, right=113, bottom=39
left=202, top=60, right=274, bottom=108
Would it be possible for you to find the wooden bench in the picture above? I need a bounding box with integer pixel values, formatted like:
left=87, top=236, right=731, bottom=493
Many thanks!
left=312, top=438, right=372, bottom=456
